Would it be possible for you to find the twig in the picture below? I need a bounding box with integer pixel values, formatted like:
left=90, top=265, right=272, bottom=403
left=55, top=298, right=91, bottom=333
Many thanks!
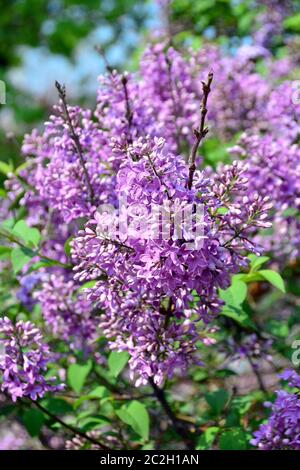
left=121, top=74, right=133, bottom=144
left=55, top=81, right=95, bottom=205
left=246, top=353, right=267, bottom=394
left=96, top=47, right=133, bottom=147
left=95, top=45, right=114, bottom=75
left=30, top=399, right=110, bottom=450
left=187, top=71, right=213, bottom=190
left=149, top=379, right=194, bottom=450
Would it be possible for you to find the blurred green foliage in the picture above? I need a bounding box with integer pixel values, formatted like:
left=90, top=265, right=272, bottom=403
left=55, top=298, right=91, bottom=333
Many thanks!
left=170, top=0, right=299, bottom=49
left=0, top=0, right=151, bottom=167
left=0, top=0, right=148, bottom=68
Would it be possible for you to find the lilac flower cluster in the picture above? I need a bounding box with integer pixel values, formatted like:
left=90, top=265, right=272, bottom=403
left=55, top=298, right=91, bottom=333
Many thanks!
left=264, top=82, right=300, bottom=143
left=18, top=106, right=114, bottom=224
left=138, top=43, right=271, bottom=142
left=71, top=136, right=271, bottom=385
left=252, top=370, right=300, bottom=450
left=231, top=133, right=300, bottom=260
left=37, top=274, right=98, bottom=352
left=253, top=0, right=292, bottom=49
left=0, top=317, right=63, bottom=401
left=225, top=333, right=273, bottom=366
left=17, top=273, right=42, bottom=311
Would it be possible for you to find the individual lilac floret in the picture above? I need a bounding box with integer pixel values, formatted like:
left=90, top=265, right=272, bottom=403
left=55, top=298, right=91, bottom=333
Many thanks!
left=0, top=317, right=64, bottom=401
left=251, top=369, right=300, bottom=450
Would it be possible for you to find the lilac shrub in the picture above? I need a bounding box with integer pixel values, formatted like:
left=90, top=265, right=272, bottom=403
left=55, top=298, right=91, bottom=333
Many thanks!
left=0, top=31, right=299, bottom=450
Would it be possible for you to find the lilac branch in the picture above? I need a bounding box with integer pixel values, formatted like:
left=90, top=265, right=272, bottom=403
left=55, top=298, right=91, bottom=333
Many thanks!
left=121, top=74, right=133, bottom=144
left=30, top=399, right=110, bottom=450
left=187, top=71, right=213, bottom=190
left=55, top=81, right=95, bottom=205
left=149, top=379, right=194, bottom=450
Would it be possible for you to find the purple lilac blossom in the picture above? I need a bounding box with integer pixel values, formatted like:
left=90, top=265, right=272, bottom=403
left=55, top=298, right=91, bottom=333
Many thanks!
left=36, top=273, right=98, bottom=352
left=251, top=369, right=300, bottom=450
left=231, top=133, right=300, bottom=260
left=0, top=317, right=64, bottom=401
left=71, top=137, right=271, bottom=385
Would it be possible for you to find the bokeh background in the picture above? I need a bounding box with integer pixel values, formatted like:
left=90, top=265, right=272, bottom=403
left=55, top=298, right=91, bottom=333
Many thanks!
left=1, top=0, right=300, bottom=172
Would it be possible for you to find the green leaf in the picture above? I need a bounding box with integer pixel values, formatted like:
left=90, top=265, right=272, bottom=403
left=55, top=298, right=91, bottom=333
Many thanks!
left=219, top=280, right=247, bottom=307
left=127, top=401, right=149, bottom=440
left=230, top=395, right=254, bottom=416
left=221, top=305, right=256, bottom=329
left=284, top=13, right=300, bottom=32
left=266, top=319, right=289, bottom=338
left=78, top=280, right=98, bottom=292
left=13, top=220, right=41, bottom=248
left=248, top=254, right=270, bottom=272
left=205, top=389, right=229, bottom=415
left=108, top=351, right=129, bottom=378
left=116, top=400, right=149, bottom=441
left=259, top=270, right=285, bottom=293
left=194, top=369, right=209, bottom=382
left=64, top=237, right=73, bottom=256
left=0, top=246, right=12, bottom=259
left=41, top=398, right=73, bottom=415
left=73, top=386, right=110, bottom=409
left=116, top=408, right=134, bottom=428
left=219, top=428, right=248, bottom=450
left=89, top=385, right=110, bottom=398
left=196, top=426, right=219, bottom=450
left=216, top=207, right=229, bottom=215
left=11, top=246, right=35, bottom=273
left=216, top=369, right=237, bottom=378
left=225, top=409, right=240, bottom=427
left=14, top=161, right=30, bottom=176
left=78, top=416, right=109, bottom=431
left=68, top=360, right=92, bottom=394
left=27, top=259, right=60, bottom=272
left=0, top=161, right=13, bottom=176
left=23, top=408, right=45, bottom=437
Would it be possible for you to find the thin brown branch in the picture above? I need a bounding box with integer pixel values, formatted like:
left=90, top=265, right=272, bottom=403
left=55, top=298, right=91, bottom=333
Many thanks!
left=149, top=379, right=194, bottom=450
left=121, top=74, right=133, bottom=144
left=95, top=45, right=114, bottom=75
left=30, top=399, right=110, bottom=450
left=187, top=71, right=213, bottom=190
left=55, top=81, right=95, bottom=205
left=246, top=353, right=267, bottom=394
